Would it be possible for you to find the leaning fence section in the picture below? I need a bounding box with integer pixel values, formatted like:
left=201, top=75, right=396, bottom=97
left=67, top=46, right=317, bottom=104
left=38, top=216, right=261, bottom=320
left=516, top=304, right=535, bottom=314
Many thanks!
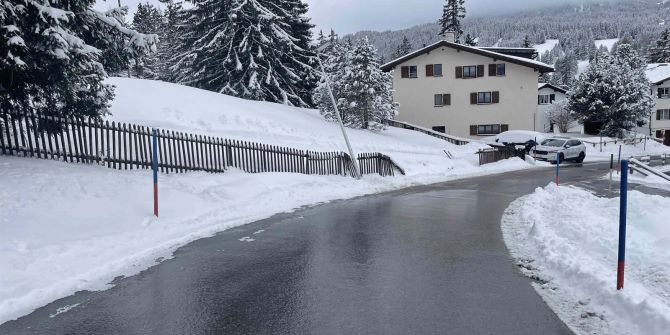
left=0, top=112, right=402, bottom=178
left=476, top=145, right=526, bottom=166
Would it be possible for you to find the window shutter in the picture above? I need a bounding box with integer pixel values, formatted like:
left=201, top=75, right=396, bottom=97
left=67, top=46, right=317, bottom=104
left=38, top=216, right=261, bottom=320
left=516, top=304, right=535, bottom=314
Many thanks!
left=426, top=64, right=434, bottom=77
left=659, top=88, right=664, bottom=98
left=456, top=66, right=463, bottom=79
left=489, top=64, right=497, bottom=76
left=538, top=95, right=542, bottom=104
left=477, top=65, right=485, bottom=77
left=501, top=124, right=509, bottom=132
left=470, top=125, right=478, bottom=136
left=658, top=111, right=662, bottom=120
left=443, top=94, right=451, bottom=106
left=401, top=66, right=409, bottom=78
left=470, top=93, right=478, bottom=105
left=550, top=94, right=555, bottom=103
left=492, top=91, right=500, bottom=103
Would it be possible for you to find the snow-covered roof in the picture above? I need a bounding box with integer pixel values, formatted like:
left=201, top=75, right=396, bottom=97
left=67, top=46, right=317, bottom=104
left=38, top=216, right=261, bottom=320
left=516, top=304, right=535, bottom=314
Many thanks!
left=538, top=82, right=567, bottom=94
left=646, top=63, right=670, bottom=84
left=380, top=40, right=554, bottom=74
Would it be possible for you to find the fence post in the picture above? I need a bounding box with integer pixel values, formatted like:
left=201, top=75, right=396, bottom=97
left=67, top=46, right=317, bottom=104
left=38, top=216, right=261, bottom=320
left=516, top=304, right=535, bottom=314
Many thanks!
left=617, top=160, right=628, bottom=290
left=609, top=154, right=614, bottom=196
left=616, top=145, right=622, bottom=175
left=555, top=152, right=560, bottom=185
left=152, top=129, right=159, bottom=217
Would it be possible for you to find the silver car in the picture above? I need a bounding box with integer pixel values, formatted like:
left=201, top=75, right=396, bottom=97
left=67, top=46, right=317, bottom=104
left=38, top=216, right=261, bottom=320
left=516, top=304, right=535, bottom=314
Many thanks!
left=532, top=137, right=586, bottom=163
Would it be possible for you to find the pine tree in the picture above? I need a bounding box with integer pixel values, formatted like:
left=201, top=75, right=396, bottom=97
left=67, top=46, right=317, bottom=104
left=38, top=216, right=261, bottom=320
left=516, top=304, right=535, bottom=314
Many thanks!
left=464, top=34, right=477, bottom=46
left=314, top=38, right=397, bottom=130
left=317, top=30, right=326, bottom=46
left=172, top=0, right=317, bottom=107
left=155, top=0, right=183, bottom=82
left=568, top=47, right=653, bottom=137
left=649, top=27, right=670, bottom=63
left=0, top=0, right=155, bottom=126
left=392, top=36, right=413, bottom=59
left=131, top=3, right=163, bottom=78
left=439, top=0, right=466, bottom=42
left=523, top=35, right=532, bottom=48
left=550, top=52, right=578, bottom=88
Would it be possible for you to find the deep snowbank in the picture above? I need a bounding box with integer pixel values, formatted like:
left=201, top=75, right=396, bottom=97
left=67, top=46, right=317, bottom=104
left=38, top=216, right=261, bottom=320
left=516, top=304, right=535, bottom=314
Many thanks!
left=502, top=184, right=670, bottom=335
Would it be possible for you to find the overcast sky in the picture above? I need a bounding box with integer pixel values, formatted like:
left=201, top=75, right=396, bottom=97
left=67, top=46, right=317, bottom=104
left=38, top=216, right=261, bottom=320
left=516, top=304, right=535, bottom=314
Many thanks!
left=95, top=0, right=617, bottom=35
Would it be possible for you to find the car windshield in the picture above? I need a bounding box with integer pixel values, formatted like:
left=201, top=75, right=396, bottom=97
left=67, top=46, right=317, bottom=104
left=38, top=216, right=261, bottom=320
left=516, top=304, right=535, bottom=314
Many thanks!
left=541, top=139, right=566, bottom=147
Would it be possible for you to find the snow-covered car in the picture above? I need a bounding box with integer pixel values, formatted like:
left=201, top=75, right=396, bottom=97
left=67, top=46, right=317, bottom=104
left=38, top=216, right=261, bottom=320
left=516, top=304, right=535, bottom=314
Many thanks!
left=532, top=137, right=586, bottom=163
left=483, top=130, right=548, bottom=153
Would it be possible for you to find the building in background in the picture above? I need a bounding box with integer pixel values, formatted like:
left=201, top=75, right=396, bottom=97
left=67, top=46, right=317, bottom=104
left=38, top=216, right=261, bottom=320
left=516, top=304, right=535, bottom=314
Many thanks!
left=645, top=63, right=670, bottom=145
left=381, top=37, right=554, bottom=139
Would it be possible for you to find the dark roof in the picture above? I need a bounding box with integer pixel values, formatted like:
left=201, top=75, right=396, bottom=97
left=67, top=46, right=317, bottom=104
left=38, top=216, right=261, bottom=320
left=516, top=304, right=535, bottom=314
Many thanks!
left=380, top=40, right=554, bottom=74
left=538, top=82, right=568, bottom=94
left=479, top=47, right=538, bottom=60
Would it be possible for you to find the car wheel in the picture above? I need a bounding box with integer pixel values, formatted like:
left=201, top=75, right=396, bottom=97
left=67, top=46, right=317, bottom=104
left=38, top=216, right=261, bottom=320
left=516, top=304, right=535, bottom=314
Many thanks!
left=576, top=152, right=585, bottom=163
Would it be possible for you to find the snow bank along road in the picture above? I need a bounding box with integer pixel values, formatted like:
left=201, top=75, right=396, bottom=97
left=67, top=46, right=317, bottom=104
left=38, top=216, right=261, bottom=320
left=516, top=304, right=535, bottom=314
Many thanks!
left=1, top=163, right=617, bottom=335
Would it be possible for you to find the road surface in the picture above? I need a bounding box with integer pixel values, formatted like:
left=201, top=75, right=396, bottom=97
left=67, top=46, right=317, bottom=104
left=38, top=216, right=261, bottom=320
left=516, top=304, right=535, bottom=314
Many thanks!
left=2, top=162, right=629, bottom=334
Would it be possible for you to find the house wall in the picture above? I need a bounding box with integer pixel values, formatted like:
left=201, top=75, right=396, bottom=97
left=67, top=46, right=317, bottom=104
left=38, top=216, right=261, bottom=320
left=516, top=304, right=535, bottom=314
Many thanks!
left=390, top=46, right=540, bottom=138
left=648, top=82, right=670, bottom=139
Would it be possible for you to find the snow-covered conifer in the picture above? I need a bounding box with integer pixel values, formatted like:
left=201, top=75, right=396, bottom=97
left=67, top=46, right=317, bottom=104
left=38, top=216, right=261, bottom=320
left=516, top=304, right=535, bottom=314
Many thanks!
left=392, top=36, right=413, bottom=59
left=0, top=0, right=155, bottom=123
left=649, top=27, right=670, bottom=63
left=172, top=0, right=317, bottom=107
left=131, top=2, right=163, bottom=78
left=465, top=34, right=478, bottom=46
left=439, top=0, right=466, bottom=42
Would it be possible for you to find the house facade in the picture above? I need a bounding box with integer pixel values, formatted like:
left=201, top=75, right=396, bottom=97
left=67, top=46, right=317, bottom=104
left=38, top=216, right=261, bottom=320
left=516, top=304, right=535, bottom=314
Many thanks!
left=536, top=83, right=576, bottom=133
left=381, top=39, right=554, bottom=139
left=645, top=63, right=670, bottom=144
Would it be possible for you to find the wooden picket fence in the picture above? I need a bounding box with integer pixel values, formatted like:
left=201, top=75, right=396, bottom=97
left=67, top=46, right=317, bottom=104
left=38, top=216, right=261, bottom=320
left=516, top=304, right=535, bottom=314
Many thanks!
left=0, top=112, right=404, bottom=178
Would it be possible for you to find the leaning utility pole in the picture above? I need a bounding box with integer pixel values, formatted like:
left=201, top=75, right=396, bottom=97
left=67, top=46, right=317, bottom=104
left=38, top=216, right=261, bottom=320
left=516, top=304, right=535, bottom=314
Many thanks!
left=315, top=43, right=361, bottom=179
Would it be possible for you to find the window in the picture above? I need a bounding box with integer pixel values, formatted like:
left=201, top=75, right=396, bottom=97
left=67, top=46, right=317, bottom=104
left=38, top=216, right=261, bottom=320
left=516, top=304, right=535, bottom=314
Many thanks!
left=470, top=124, right=508, bottom=135
left=496, top=64, right=506, bottom=76
left=463, top=66, right=477, bottom=78
left=434, top=93, right=451, bottom=107
left=539, top=95, right=551, bottom=104
left=401, top=66, right=418, bottom=78
left=426, top=64, right=442, bottom=77
left=658, top=109, right=670, bottom=120
left=471, top=91, right=500, bottom=104
left=432, top=126, right=446, bottom=133
left=659, top=88, right=670, bottom=99
left=478, top=124, right=501, bottom=135
left=478, top=92, right=492, bottom=104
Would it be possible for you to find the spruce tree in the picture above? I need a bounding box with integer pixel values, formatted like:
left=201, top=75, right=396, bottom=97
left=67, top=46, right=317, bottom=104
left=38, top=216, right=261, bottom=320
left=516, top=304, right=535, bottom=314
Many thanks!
left=464, top=34, right=478, bottom=46
left=649, top=27, right=670, bottom=63
left=392, top=36, right=413, bottom=59
left=523, top=35, right=532, bottom=48
left=0, top=0, right=155, bottom=125
left=155, top=0, right=183, bottom=82
left=172, top=0, right=317, bottom=107
left=569, top=47, right=653, bottom=137
left=550, top=52, right=578, bottom=88
left=131, top=3, right=163, bottom=78
left=314, top=38, right=396, bottom=130
left=439, top=0, right=466, bottom=42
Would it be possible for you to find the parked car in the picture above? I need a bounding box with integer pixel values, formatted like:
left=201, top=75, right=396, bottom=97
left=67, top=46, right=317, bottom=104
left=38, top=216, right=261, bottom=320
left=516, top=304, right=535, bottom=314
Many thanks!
left=532, top=137, right=587, bottom=163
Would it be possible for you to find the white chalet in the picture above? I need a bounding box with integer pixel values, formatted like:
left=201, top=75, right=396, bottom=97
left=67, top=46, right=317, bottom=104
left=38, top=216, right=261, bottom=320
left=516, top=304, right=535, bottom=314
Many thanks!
left=381, top=38, right=554, bottom=139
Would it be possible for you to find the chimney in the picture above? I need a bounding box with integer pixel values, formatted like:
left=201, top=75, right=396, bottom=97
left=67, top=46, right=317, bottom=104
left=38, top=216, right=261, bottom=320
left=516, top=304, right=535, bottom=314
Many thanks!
left=442, top=31, right=456, bottom=43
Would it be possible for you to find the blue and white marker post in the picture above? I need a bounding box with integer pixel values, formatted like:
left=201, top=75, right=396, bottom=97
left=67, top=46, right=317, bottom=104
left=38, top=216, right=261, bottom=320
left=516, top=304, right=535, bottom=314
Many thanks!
left=609, top=154, right=614, bottom=196
left=555, top=152, right=560, bottom=185
left=616, top=145, right=622, bottom=175
left=151, top=129, right=159, bottom=217
left=617, top=160, right=629, bottom=290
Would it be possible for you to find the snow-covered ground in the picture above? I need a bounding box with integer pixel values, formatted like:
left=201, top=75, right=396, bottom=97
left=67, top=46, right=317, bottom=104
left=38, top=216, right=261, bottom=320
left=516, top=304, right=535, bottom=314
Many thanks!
left=534, top=39, right=560, bottom=59
left=503, top=184, right=670, bottom=335
left=0, top=78, right=540, bottom=324
left=581, top=136, right=670, bottom=162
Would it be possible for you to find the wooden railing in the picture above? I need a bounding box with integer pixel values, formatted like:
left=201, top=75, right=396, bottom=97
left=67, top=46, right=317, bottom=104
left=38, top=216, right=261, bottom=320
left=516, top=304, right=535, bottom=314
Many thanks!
left=0, top=112, right=404, bottom=178
left=384, top=119, right=470, bottom=146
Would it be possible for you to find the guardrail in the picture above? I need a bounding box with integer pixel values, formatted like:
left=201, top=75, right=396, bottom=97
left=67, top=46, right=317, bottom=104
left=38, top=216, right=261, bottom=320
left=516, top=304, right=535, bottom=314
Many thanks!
left=628, top=158, right=670, bottom=181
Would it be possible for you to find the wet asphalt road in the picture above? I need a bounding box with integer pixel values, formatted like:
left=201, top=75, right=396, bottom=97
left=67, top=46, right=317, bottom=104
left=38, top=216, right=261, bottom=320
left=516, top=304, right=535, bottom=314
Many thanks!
left=2, top=162, right=637, bottom=335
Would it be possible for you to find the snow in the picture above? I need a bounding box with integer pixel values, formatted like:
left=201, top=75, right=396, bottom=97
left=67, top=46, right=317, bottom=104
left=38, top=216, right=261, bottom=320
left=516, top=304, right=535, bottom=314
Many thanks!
left=482, top=130, right=548, bottom=145
left=581, top=136, right=670, bottom=162
left=594, top=38, right=620, bottom=52
left=577, top=60, right=590, bottom=77
left=534, top=39, right=560, bottom=56
left=646, top=63, right=670, bottom=84
left=0, top=78, right=539, bottom=324
left=503, top=184, right=670, bottom=335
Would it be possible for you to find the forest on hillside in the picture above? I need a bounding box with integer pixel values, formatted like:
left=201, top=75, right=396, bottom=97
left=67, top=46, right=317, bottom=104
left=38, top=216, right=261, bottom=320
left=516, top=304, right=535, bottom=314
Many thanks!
left=347, top=0, right=670, bottom=62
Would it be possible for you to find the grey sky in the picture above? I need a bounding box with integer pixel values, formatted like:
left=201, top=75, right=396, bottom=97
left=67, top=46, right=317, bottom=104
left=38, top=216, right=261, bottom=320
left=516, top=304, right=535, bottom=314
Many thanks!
left=305, top=0, right=619, bottom=34
left=95, top=0, right=618, bottom=35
